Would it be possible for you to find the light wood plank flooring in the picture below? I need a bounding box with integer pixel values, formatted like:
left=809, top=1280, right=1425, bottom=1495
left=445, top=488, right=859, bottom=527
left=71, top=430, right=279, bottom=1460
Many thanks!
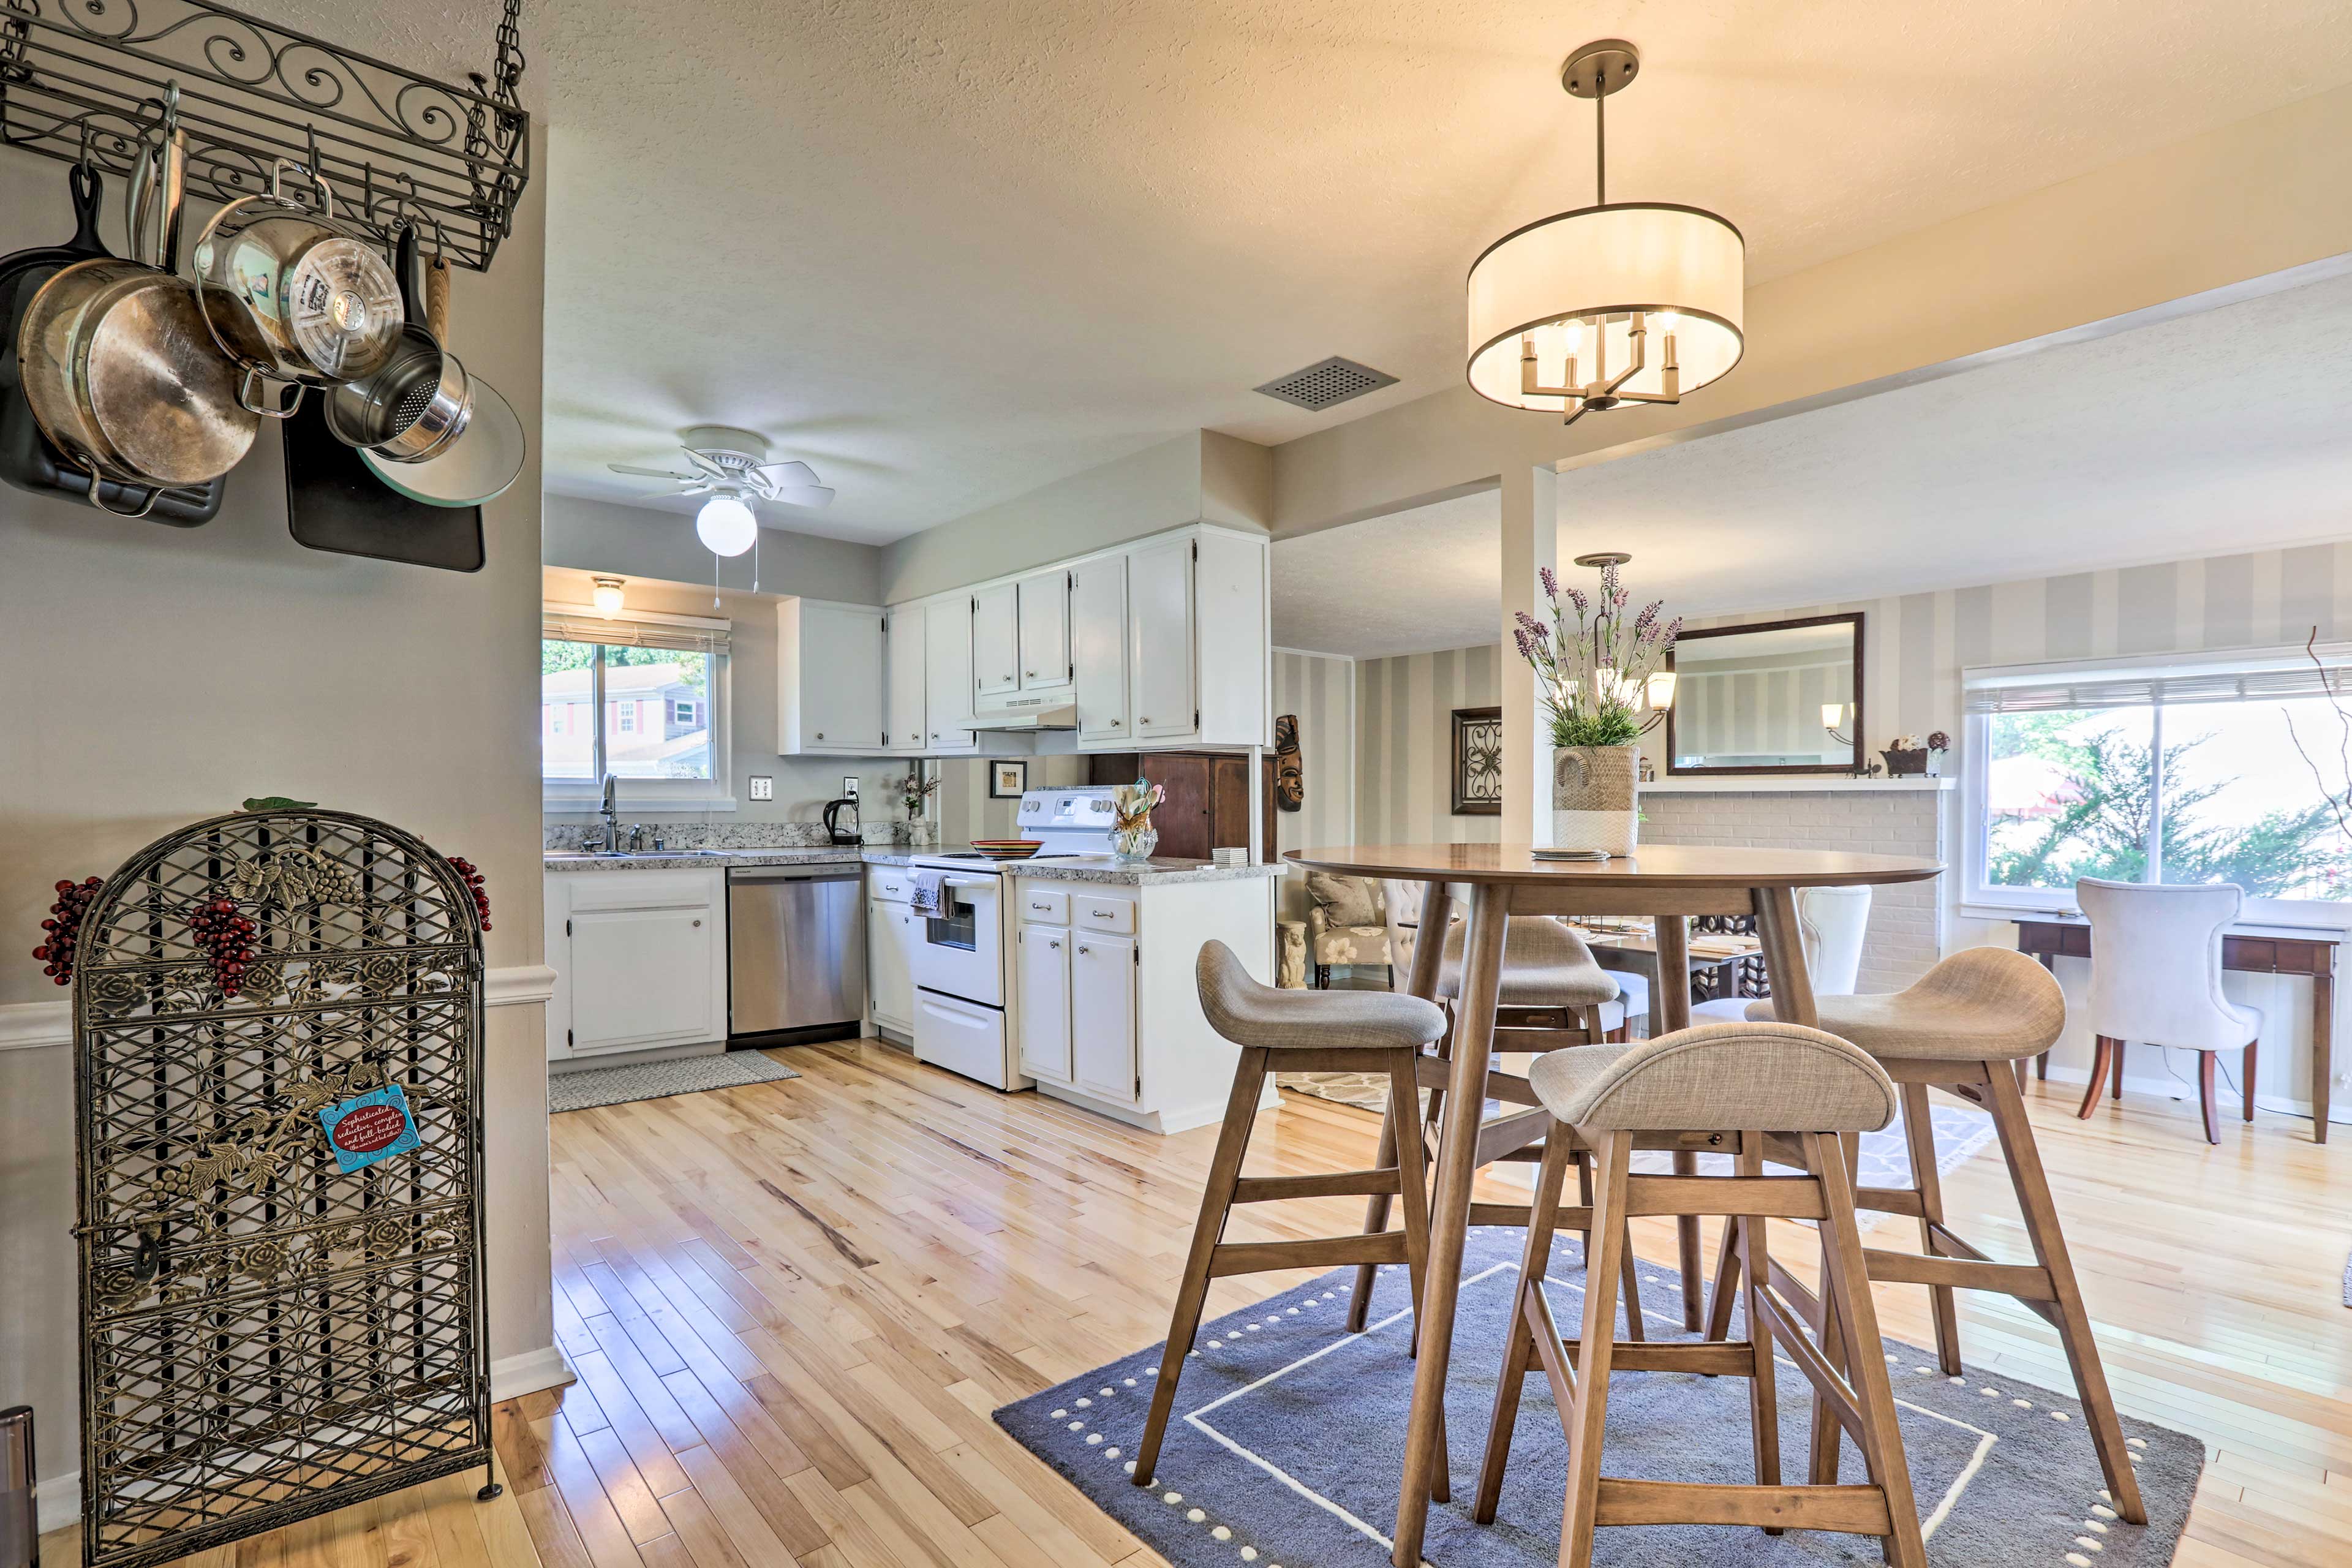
left=43, top=1038, right=2352, bottom=1568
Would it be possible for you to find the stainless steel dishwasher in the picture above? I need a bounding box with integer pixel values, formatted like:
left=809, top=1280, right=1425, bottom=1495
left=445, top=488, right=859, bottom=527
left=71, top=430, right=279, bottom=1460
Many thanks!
left=727, top=866, right=865, bottom=1045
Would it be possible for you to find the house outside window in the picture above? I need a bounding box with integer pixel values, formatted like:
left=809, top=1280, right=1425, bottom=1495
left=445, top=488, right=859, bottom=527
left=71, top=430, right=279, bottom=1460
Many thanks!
left=1962, top=643, right=2352, bottom=924
left=542, top=605, right=733, bottom=807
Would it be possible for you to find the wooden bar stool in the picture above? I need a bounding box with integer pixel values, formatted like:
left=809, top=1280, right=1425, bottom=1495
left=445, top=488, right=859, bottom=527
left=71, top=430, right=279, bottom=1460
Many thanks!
left=1131, top=940, right=1450, bottom=1488
left=1345, top=915, right=1632, bottom=1336
left=1477, top=1023, right=1926, bottom=1568
left=1704, top=946, right=2147, bottom=1525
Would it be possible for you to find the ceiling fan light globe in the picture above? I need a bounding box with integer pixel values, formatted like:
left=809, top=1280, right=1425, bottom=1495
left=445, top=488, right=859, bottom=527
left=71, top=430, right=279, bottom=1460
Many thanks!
left=696, top=495, right=759, bottom=556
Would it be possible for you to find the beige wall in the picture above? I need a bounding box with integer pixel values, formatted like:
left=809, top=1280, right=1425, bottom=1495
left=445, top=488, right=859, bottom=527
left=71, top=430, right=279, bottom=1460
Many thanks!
left=544, top=492, right=881, bottom=604
left=0, top=129, right=554, bottom=1494
left=878, top=430, right=1270, bottom=604
left=1355, top=644, right=1504, bottom=850
left=1271, top=650, right=1355, bottom=919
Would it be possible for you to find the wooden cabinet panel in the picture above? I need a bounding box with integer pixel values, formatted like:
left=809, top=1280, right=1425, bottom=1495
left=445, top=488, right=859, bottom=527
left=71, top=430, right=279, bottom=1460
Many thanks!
left=1071, top=929, right=1137, bottom=1102
left=1071, top=555, right=1129, bottom=742
left=1017, top=924, right=1072, bottom=1080
left=973, top=584, right=1019, bottom=699
left=1017, top=570, right=1071, bottom=690
left=1091, top=750, right=1275, bottom=862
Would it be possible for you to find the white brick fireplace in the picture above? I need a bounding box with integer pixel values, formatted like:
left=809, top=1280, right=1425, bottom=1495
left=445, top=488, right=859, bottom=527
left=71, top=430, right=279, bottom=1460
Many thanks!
left=1635, top=779, right=1953, bottom=992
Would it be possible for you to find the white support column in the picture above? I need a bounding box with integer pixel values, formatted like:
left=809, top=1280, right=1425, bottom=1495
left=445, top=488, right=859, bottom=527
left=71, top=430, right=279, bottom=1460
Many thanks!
left=1499, top=462, right=1559, bottom=844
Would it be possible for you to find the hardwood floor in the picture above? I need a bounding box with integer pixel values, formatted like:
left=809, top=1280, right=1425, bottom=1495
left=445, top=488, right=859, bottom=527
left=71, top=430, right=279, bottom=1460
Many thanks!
left=44, top=1038, right=2352, bottom=1568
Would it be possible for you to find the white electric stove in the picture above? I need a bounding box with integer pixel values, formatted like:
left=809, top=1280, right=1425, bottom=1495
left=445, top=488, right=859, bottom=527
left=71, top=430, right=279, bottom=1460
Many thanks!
left=910, top=788, right=1125, bottom=1088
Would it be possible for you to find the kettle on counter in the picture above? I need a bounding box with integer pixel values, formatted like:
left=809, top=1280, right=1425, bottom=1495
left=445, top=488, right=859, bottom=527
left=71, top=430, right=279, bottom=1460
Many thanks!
left=822, top=797, right=861, bottom=845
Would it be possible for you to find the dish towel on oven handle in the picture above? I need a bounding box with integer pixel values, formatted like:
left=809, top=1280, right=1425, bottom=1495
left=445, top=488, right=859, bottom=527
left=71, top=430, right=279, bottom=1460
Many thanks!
left=910, top=870, right=947, bottom=916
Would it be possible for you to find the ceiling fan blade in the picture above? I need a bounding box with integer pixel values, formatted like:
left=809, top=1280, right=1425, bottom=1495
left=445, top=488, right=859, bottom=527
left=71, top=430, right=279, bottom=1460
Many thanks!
left=680, top=449, right=731, bottom=480
left=608, top=463, right=695, bottom=481
left=755, top=459, right=820, bottom=486
left=767, top=484, right=835, bottom=508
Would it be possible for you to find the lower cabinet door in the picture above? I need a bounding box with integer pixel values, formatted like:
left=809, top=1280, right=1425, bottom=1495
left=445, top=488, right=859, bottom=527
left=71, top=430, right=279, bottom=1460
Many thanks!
left=868, top=897, right=913, bottom=1031
left=1017, top=925, right=1072, bottom=1079
left=570, top=905, right=718, bottom=1052
left=1069, top=931, right=1137, bottom=1102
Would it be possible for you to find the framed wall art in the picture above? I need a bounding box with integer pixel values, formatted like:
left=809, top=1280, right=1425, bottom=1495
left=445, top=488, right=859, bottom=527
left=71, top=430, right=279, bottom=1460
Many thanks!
left=1451, top=704, right=1502, bottom=815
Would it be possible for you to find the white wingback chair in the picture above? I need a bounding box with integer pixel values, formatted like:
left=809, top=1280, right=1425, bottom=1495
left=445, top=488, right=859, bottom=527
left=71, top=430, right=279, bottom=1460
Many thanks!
left=2073, top=877, right=2262, bottom=1143
left=1689, top=885, right=1874, bottom=1024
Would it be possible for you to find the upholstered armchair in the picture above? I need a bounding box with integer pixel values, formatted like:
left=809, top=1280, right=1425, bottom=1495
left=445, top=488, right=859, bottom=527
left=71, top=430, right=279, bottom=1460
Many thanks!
left=1303, top=870, right=1392, bottom=987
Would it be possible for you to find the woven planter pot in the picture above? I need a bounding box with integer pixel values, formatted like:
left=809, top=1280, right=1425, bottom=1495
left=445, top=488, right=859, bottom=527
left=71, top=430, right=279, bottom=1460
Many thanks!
left=1552, top=744, right=1639, bottom=857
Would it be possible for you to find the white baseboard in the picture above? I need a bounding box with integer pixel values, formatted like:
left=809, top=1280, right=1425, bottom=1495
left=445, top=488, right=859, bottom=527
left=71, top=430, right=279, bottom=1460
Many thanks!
left=2039, top=1062, right=2352, bottom=1125
left=30, top=1346, right=570, bottom=1537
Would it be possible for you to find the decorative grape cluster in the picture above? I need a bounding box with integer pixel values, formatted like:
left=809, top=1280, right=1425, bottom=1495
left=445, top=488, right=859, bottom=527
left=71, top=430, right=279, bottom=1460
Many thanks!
left=189, top=897, right=258, bottom=996
left=449, top=856, right=491, bottom=931
left=32, top=876, right=102, bottom=986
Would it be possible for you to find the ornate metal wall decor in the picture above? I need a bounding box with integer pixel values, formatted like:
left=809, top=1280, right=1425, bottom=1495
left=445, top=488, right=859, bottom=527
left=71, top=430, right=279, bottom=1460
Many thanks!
left=71, top=809, right=495, bottom=1568
left=1450, top=704, right=1502, bottom=815
left=0, top=0, right=529, bottom=271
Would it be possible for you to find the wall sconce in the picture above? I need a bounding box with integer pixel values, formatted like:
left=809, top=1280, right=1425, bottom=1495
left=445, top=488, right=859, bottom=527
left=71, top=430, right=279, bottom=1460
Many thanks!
left=1822, top=701, right=1853, bottom=745
left=590, top=576, right=627, bottom=617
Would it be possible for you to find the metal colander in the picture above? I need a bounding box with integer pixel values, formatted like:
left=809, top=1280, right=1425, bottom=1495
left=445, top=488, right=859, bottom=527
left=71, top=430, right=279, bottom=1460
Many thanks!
left=322, top=322, right=472, bottom=462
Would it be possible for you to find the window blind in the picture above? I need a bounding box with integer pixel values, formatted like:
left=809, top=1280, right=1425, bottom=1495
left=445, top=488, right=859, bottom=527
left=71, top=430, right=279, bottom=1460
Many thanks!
left=542, top=609, right=731, bottom=657
left=1963, top=645, right=2352, bottom=715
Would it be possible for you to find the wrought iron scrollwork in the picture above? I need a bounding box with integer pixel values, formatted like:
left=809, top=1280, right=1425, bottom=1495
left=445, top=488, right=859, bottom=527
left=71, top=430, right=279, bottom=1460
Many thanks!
left=0, top=0, right=529, bottom=270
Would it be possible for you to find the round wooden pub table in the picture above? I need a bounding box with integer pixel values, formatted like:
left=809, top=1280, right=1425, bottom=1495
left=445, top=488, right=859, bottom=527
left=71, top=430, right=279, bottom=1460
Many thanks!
left=1284, top=843, right=1944, bottom=1568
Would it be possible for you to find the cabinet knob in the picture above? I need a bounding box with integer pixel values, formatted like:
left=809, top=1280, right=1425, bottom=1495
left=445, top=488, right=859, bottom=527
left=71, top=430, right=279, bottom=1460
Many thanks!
left=1024, top=669, right=1036, bottom=677
left=1112, top=719, right=1121, bottom=726
left=692, top=919, right=702, bottom=927
left=1049, top=940, right=1061, bottom=951
left=1078, top=945, right=1090, bottom=955
left=814, top=731, right=824, bottom=740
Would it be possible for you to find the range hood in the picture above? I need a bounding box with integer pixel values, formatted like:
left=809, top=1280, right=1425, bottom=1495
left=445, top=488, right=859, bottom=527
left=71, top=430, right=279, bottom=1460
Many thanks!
left=970, top=696, right=1077, bottom=731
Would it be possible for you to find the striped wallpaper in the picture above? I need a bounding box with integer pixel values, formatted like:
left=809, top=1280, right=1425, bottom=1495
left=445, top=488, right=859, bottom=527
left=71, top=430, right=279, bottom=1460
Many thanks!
left=1272, top=649, right=1355, bottom=918
left=1355, top=642, right=1504, bottom=850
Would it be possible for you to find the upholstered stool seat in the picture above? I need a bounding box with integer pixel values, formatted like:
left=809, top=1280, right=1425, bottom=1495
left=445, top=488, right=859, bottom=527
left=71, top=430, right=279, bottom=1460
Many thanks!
left=1526, top=1023, right=1897, bottom=1133
left=1702, top=944, right=2148, bottom=1527
left=1438, top=918, right=1619, bottom=1007
left=1479, top=1023, right=1926, bottom=1568
left=1790, top=946, right=2064, bottom=1060
left=1201, top=967, right=1447, bottom=1053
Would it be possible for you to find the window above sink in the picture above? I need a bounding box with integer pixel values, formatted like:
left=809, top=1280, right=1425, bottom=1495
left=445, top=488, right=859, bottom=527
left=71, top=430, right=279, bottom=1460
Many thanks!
left=543, top=601, right=735, bottom=812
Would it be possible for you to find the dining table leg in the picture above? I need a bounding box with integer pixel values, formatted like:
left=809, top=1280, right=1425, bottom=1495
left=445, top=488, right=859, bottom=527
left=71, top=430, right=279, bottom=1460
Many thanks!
left=1391, top=881, right=1507, bottom=1568
left=1653, top=914, right=1706, bottom=1329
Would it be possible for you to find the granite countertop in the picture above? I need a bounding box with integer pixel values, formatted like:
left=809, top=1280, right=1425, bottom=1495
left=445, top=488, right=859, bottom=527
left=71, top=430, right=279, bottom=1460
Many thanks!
left=545, top=844, right=1282, bottom=884
left=1004, top=858, right=1284, bottom=886
left=543, top=846, right=867, bottom=873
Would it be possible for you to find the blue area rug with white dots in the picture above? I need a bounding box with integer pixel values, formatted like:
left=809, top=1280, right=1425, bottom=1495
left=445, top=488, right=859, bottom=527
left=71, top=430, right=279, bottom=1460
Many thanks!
left=995, top=1227, right=2201, bottom=1566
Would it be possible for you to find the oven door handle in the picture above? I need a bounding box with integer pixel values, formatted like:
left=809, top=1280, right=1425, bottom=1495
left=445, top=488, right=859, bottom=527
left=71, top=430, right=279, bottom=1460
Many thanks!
left=941, top=877, right=998, bottom=892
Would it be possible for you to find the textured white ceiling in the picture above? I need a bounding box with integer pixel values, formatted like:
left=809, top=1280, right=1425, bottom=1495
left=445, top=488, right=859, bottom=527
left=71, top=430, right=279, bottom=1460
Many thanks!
left=1271, top=269, right=2352, bottom=657
left=516, top=1, right=2352, bottom=542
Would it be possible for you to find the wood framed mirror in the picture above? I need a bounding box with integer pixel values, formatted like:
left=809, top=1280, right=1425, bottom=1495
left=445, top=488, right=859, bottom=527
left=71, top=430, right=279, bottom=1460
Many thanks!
left=1664, top=611, right=1864, bottom=776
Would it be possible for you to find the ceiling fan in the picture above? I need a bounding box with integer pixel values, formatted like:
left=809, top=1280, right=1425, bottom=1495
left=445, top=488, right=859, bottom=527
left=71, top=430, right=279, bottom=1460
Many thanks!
left=608, top=424, right=834, bottom=556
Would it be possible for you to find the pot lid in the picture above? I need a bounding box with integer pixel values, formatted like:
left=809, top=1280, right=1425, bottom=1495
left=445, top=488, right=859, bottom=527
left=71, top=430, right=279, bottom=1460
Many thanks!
left=285, top=236, right=404, bottom=379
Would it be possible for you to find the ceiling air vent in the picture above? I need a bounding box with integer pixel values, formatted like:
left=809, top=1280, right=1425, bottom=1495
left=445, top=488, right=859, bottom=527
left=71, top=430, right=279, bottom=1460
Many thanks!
left=1253, top=356, right=1398, bottom=412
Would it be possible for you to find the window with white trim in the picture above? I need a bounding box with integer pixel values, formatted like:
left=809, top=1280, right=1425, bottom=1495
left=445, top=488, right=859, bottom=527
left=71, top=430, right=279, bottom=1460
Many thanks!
left=543, top=606, right=732, bottom=804
left=1962, top=644, right=2352, bottom=920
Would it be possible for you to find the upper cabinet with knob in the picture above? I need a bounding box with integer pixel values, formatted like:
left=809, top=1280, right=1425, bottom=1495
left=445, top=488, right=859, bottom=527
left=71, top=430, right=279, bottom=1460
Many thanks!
left=777, top=597, right=885, bottom=755
left=921, top=595, right=980, bottom=753
left=1017, top=570, right=1071, bottom=692
left=972, top=583, right=1020, bottom=701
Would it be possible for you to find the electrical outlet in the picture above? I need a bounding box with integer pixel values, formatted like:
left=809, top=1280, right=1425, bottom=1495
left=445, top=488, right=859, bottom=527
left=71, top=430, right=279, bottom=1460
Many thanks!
left=841, top=776, right=859, bottom=799
left=748, top=775, right=774, bottom=801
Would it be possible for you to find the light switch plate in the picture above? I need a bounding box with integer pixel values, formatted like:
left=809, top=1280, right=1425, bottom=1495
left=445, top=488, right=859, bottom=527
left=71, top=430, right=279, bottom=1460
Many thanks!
left=840, top=776, right=859, bottom=799
left=748, top=775, right=774, bottom=801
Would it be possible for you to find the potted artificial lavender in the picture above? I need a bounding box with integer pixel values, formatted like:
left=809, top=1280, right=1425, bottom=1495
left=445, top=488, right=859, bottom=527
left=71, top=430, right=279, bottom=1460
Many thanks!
left=1512, top=559, right=1680, bottom=858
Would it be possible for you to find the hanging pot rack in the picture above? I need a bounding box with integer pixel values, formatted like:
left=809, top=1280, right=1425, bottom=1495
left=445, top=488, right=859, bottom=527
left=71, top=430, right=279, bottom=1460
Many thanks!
left=0, top=0, right=529, bottom=271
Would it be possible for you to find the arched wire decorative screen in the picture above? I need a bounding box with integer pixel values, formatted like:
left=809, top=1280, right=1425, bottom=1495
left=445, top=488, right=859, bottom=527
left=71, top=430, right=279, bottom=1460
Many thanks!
left=70, top=810, right=492, bottom=1568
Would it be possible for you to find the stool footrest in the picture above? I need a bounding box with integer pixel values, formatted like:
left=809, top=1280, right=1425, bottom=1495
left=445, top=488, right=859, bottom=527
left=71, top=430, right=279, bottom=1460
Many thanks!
left=1208, top=1232, right=1406, bottom=1278
left=1231, top=1169, right=1403, bottom=1203
left=1593, top=1479, right=1893, bottom=1534
left=1860, top=1247, right=2056, bottom=1302
left=1622, top=1174, right=1826, bottom=1220
left=1558, top=1340, right=1757, bottom=1376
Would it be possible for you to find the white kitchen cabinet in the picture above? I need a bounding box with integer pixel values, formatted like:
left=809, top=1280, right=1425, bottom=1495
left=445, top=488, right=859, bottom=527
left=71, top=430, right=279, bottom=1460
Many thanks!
left=921, top=596, right=978, bottom=753
left=1017, top=570, right=1071, bottom=692
left=973, top=583, right=1020, bottom=700
left=1126, top=537, right=1197, bottom=743
left=1071, top=554, right=1129, bottom=742
left=1069, top=927, right=1138, bottom=1103
left=1016, top=924, right=1072, bottom=1079
left=777, top=598, right=885, bottom=754
left=884, top=605, right=926, bottom=753
left=867, top=871, right=917, bottom=1036
left=545, top=869, right=728, bottom=1060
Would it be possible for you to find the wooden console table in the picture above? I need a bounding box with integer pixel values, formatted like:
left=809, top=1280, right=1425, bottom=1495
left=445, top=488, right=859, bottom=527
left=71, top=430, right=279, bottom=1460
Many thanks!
left=2013, top=916, right=2335, bottom=1143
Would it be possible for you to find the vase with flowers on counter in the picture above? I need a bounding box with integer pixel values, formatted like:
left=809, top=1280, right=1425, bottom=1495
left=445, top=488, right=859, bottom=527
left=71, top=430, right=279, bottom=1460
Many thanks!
left=1512, top=556, right=1680, bottom=858
left=1110, top=777, right=1164, bottom=863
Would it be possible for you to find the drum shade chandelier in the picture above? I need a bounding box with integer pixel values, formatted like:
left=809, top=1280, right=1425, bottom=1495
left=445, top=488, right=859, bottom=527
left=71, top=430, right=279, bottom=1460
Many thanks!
left=1467, top=40, right=1744, bottom=427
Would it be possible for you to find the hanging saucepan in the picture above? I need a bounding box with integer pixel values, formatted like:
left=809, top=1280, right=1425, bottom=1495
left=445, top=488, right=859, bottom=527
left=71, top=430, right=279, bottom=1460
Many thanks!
left=15, top=104, right=258, bottom=517
left=186, top=160, right=405, bottom=418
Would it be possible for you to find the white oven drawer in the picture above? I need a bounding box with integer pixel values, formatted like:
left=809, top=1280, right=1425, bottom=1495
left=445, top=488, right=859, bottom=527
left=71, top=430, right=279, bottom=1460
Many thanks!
left=914, top=989, right=1012, bottom=1090
left=1019, top=888, right=1069, bottom=925
left=1074, top=895, right=1136, bottom=934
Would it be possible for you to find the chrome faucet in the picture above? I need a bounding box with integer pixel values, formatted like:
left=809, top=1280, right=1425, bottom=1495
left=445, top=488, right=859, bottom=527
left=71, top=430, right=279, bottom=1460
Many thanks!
left=600, top=774, right=620, bottom=852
